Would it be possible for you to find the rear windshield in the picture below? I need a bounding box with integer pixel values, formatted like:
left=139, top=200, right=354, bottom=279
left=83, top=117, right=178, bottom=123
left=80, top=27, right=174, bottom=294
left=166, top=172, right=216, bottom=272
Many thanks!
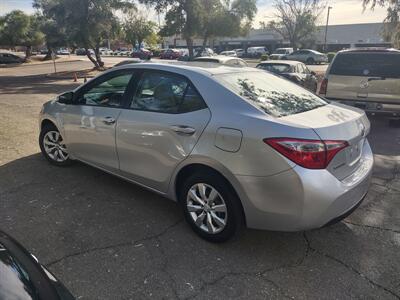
left=330, top=52, right=400, bottom=78
left=257, top=63, right=292, bottom=73
left=215, top=71, right=326, bottom=117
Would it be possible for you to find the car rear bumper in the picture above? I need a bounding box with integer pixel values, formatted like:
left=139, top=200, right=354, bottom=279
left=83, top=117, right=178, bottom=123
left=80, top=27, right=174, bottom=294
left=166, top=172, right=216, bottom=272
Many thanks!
left=236, top=140, right=373, bottom=231
left=326, top=98, right=400, bottom=116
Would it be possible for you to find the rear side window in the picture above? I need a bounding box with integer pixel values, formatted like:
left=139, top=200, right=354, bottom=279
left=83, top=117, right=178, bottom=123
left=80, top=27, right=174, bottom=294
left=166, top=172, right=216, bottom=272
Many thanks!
left=130, top=71, right=207, bottom=114
left=215, top=71, right=326, bottom=117
left=330, top=53, right=400, bottom=78
left=257, top=63, right=291, bottom=73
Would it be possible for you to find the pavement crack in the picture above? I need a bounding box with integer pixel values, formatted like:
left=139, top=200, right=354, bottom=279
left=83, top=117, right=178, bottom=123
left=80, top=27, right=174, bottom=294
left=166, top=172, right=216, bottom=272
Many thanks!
left=183, top=233, right=310, bottom=300
left=45, top=219, right=183, bottom=268
left=343, top=220, right=400, bottom=234
left=305, top=232, right=400, bottom=299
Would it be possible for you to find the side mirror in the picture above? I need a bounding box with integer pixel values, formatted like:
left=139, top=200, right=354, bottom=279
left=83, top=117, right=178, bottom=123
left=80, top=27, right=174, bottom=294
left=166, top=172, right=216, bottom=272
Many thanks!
left=58, top=91, right=74, bottom=104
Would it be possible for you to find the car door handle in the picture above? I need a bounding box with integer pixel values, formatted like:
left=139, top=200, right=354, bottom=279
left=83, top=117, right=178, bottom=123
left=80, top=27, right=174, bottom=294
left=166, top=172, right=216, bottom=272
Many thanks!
left=170, top=125, right=196, bottom=135
left=102, top=117, right=116, bottom=125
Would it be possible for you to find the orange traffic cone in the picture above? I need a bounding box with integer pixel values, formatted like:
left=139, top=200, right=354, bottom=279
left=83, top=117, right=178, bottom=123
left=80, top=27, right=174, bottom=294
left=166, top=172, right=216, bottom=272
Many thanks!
left=73, top=72, right=78, bottom=82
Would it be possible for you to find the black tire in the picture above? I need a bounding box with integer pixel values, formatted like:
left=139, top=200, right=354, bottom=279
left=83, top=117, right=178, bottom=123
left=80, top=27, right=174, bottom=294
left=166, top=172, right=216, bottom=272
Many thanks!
left=179, top=171, right=244, bottom=242
left=39, top=123, right=73, bottom=166
left=306, top=57, right=315, bottom=65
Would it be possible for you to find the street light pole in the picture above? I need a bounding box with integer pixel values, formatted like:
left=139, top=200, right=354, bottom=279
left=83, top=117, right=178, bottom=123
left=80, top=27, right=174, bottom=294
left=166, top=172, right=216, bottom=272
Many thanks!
left=324, top=6, right=332, bottom=52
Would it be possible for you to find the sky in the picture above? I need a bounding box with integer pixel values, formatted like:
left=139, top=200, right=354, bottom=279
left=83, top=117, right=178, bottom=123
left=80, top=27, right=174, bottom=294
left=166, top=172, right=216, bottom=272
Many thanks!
left=0, top=0, right=388, bottom=27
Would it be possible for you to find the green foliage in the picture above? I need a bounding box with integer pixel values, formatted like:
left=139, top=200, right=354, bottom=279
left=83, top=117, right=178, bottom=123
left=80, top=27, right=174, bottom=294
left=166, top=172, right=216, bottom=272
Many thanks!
left=363, top=0, right=400, bottom=48
left=268, top=0, right=324, bottom=48
left=141, top=0, right=257, bottom=57
left=0, top=10, right=44, bottom=56
left=327, top=52, right=336, bottom=62
left=34, top=0, right=135, bottom=67
left=123, top=13, right=157, bottom=49
left=260, top=54, right=269, bottom=61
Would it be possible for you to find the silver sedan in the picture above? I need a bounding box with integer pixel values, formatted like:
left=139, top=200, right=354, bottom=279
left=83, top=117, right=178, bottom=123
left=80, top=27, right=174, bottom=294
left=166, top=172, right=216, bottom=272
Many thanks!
left=39, top=62, right=373, bottom=242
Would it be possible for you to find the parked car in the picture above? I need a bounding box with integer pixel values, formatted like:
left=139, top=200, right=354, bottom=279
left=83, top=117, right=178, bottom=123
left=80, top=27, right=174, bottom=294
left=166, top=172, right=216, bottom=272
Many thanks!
left=0, top=231, right=75, bottom=300
left=257, top=60, right=318, bottom=92
left=131, top=48, right=152, bottom=60
left=193, top=56, right=248, bottom=66
left=114, top=48, right=130, bottom=56
left=160, top=49, right=182, bottom=59
left=75, top=48, right=94, bottom=56
left=283, top=49, right=328, bottom=64
left=233, top=49, right=245, bottom=57
left=246, top=46, right=268, bottom=58
left=269, top=48, right=294, bottom=60
left=194, top=48, right=215, bottom=57
left=56, top=48, right=70, bottom=55
left=99, top=48, right=113, bottom=56
left=219, top=50, right=237, bottom=57
left=39, top=63, right=373, bottom=242
left=319, top=48, right=400, bottom=116
left=40, top=48, right=49, bottom=55
left=0, top=52, right=25, bottom=64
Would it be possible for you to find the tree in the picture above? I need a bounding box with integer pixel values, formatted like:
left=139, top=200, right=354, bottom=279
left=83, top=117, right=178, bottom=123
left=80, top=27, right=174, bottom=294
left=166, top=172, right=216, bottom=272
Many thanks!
left=123, top=12, right=157, bottom=49
left=199, top=0, right=257, bottom=48
left=363, top=0, right=400, bottom=47
left=141, top=0, right=257, bottom=57
left=0, top=10, right=44, bottom=58
left=34, top=0, right=135, bottom=68
left=267, top=0, right=325, bottom=49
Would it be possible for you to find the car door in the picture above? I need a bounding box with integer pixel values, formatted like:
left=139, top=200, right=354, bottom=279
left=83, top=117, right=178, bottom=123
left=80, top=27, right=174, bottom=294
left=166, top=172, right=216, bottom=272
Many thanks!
left=116, top=70, right=211, bottom=192
left=62, top=69, right=136, bottom=171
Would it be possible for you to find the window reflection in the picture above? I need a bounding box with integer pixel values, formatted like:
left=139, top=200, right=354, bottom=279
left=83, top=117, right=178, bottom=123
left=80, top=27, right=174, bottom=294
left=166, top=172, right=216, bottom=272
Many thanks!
left=216, top=72, right=326, bottom=117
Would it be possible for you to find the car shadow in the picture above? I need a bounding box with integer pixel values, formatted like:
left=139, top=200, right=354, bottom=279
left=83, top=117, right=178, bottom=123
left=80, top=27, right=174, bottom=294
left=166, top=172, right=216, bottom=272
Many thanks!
left=0, top=75, right=80, bottom=95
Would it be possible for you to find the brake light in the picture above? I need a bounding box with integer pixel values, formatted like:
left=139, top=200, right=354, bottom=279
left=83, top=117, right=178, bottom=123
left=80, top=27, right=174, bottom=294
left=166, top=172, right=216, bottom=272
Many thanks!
left=319, top=78, right=328, bottom=95
left=264, top=138, right=348, bottom=169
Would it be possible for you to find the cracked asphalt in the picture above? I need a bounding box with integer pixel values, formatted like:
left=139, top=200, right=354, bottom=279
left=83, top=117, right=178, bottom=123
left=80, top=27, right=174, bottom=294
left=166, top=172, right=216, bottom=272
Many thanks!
left=0, top=72, right=399, bottom=300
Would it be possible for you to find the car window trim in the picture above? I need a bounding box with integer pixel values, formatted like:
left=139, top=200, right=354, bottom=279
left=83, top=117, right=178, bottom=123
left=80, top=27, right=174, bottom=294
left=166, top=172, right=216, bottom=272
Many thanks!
left=72, top=69, right=138, bottom=108
left=122, top=68, right=208, bottom=114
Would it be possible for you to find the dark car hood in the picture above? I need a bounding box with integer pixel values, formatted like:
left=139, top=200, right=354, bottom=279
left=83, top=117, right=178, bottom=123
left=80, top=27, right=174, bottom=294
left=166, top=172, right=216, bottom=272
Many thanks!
left=0, top=232, right=74, bottom=300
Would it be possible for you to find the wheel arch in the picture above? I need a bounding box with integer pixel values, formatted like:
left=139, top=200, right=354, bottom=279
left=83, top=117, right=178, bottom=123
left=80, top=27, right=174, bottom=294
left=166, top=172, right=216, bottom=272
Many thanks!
left=171, top=159, right=247, bottom=226
left=41, top=118, right=57, bottom=130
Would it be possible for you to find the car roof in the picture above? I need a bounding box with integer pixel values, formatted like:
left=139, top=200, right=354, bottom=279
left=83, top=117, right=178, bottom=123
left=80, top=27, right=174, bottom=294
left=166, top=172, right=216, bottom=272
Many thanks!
left=258, top=60, right=300, bottom=66
left=194, top=55, right=238, bottom=62
left=112, top=61, right=258, bottom=77
left=337, top=47, right=400, bottom=54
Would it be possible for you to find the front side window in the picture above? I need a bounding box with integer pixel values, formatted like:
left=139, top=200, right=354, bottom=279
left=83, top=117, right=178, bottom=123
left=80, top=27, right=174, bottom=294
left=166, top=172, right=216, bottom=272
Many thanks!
left=130, top=71, right=206, bottom=113
left=215, top=71, right=326, bottom=117
left=78, top=72, right=134, bottom=107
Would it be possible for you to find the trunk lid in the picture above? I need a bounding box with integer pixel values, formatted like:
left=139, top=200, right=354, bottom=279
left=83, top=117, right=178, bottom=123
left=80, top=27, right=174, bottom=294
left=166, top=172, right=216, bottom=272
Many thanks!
left=281, top=103, right=370, bottom=180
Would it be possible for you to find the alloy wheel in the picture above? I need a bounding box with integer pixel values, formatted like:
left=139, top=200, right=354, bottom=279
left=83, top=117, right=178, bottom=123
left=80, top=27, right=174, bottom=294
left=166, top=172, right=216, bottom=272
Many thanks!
left=43, top=131, right=69, bottom=162
left=186, top=183, right=228, bottom=234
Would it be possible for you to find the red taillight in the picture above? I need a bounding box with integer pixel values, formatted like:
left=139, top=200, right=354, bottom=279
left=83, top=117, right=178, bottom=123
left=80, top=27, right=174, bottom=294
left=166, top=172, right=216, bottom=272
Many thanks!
left=319, top=78, right=328, bottom=95
left=264, top=138, right=348, bottom=169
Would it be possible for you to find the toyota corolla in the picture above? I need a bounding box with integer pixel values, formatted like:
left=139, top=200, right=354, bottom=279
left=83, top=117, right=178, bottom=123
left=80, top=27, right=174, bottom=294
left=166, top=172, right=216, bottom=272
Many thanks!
left=39, top=62, right=373, bottom=242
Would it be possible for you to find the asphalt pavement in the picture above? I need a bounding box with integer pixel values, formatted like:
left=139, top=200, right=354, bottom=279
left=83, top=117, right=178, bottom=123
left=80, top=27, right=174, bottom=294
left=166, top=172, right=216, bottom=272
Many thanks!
left=0, top=65, right=398, bottom=300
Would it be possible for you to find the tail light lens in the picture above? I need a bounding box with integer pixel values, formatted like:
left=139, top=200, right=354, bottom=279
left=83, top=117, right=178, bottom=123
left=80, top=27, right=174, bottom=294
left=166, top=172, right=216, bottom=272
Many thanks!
left=319, top=78, right=328, bottom=95
left=264, top=138, right=348, bottom=169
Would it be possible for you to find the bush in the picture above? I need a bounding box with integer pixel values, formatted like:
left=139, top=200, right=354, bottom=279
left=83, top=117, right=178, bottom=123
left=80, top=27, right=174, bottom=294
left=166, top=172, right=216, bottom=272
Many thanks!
left=327, top=52, right=336, bottom=63
left=260, top=54, right=269, bottom=61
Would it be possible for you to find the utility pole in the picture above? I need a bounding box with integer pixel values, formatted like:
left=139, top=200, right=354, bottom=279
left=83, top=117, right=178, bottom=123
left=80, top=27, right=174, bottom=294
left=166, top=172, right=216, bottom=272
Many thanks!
left=324, top=6, right=332, bottom=52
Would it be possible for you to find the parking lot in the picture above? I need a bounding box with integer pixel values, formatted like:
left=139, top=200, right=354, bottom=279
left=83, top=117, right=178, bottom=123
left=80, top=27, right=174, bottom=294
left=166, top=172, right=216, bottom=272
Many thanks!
left=0, top=64, right=399, bottom=299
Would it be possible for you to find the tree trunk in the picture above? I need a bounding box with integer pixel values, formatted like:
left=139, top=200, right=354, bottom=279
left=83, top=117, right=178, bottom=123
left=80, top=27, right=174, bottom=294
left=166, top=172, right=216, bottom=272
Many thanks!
left=85, top=48, right=100, bottom=69
left=186, top=38, right=194, bottom=58
left=94, top=45, right=104, bottom=68
left=25, top=46, right=32, bottom=59
left=44, top=47, right=54, bottom=60
left=202, top=33, right=208, bottom=49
